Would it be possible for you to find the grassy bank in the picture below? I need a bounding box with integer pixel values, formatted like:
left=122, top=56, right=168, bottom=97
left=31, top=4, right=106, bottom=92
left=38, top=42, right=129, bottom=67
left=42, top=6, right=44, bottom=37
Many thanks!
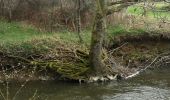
left=0, top=20, right=93, bottom=81
left=127, top=2, right=170, bottom=20
left=0, top=20, right=92, bottom=58
left=0, top=18, right=168, bottom=81
left=0, top=20, right=146, bottom=48
left=0, top=20, right=92, bottom=45
left=108, top=25, right=146, bottom=36
left=0, top=20, right=133, bottom=81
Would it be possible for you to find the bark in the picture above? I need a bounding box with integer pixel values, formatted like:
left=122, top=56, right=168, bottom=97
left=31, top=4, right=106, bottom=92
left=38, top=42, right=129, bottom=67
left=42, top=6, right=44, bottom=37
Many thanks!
left=89, top=0, right=137, bottom=75
left=8, top=10, right=12, bottom=22
left=89, top=0, right=106, bottom=74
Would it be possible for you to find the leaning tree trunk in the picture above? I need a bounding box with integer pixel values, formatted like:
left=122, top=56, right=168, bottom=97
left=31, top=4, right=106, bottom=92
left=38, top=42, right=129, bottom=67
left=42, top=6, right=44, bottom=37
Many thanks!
left=89, top=0, right=107, bottom=75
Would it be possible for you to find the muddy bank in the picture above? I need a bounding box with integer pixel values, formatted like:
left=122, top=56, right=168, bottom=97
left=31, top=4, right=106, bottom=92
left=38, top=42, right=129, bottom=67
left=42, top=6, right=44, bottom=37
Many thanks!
left=109, top=34, right=170, bottom=78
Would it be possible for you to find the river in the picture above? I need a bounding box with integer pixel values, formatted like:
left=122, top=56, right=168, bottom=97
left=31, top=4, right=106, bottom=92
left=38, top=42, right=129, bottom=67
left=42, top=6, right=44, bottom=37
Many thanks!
left=0, top=68, right=169, bottom=100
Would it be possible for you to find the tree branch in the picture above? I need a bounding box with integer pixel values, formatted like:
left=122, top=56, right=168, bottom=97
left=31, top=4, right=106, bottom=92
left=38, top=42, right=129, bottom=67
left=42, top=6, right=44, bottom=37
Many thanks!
left=164, top=0, right=170, bottom=3
left=108, top=1, right=126, bottom=6
left=106, top=4, right=131, bottom=15
left=106, top=0, right=137, bottom=15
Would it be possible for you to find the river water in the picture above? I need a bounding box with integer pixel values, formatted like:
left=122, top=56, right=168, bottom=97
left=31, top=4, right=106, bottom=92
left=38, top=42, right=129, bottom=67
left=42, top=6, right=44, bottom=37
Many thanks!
left=0, top=68, right=170, bottom=100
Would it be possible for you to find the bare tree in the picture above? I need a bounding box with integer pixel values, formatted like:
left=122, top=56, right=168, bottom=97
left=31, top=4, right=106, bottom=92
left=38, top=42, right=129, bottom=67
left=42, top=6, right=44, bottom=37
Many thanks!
left=0, top=0, right=5, bottom=17
left=2, top=0, right=20, bottom=22
left=76, top=0, right=83, bottom=43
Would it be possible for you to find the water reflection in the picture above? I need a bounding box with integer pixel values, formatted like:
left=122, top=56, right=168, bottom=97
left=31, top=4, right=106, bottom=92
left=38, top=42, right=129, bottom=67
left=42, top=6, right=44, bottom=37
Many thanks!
left=0, top=68, right=169, bottom=100
left=104, top=86, right=170, bottom=100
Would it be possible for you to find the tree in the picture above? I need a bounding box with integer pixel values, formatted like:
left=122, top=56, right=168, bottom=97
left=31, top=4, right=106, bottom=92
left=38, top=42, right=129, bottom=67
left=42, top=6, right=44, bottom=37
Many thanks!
left=89, top=0, right=138, bottom=76
left=165, top=0, right=170, bottom=3
left=89, top=0, right=107, bottom=75
left=0, top=0, right=20, bottom=22
left=76, top=0, right=83, bottom=43
left=0, top=0, right=5, bottom=17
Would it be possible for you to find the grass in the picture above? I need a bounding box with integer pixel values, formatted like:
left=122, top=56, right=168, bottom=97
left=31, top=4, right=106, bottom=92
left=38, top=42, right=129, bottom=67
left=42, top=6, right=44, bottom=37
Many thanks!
left=0, top=20, right=143, bottom=47
left=0, top=20, right=44, bottom=43
left=107, top=25, right=146, bottom=36
left=0, top=20, right=91, bottom=46
left=0, top=2, right=169, bottom=47
left=0, top=20, right=92, bottom=81
left=0, top=20, right=93, bottom=58
left=0, top=19, right=147, bottom=48
left=0, top=14, right=166, bottom=81
left=127, top=2, right=170, bottom=20
left=55, top=30, right=91, bottom=45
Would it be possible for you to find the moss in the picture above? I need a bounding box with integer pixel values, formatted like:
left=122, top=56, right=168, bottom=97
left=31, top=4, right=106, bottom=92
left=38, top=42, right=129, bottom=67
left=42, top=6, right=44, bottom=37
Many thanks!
left=30, top=60, right=90, bottom=80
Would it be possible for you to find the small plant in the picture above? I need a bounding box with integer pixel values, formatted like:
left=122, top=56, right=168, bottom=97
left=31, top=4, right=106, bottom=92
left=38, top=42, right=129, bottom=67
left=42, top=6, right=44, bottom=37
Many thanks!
left=0, top=66, right=39, bottom=100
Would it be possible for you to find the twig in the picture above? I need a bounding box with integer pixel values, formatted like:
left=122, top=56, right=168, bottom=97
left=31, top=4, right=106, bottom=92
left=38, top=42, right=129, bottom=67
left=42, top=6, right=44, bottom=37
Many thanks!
left=6, top=82, right=9, bottom=100
left=125, top=56, right=160, bottom=79
left=12, top=80, right=29, bottom=100
left=7, top=55, right=31, bottom=63
left=0, top=89, right=6, bottom=100
left=143, top=56, right=160, bottom=70
left=109, top=42, right=128, bottom=55
left=29, top=90, right=38, bottom=100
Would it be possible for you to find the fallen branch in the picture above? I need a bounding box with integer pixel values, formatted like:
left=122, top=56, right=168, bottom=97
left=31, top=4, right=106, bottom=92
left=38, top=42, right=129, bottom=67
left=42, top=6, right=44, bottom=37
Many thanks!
left=109, top=42, right=128, bottom=55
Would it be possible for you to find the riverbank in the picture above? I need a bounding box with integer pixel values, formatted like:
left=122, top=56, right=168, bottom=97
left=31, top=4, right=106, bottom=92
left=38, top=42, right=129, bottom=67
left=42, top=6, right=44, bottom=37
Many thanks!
left=0, top=20, right=170, bottom=83
left=0, top=20, right=91, bottom=82
left=0, top=35, right=90, bottom=81
left=1, top=34, right=170, bottom=82
left=109, top=33, right=170, bottom=78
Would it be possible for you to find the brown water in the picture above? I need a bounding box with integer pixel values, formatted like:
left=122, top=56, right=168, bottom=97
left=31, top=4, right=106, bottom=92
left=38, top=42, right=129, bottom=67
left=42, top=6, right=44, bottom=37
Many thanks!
left=0, top=68, right=170, bottom=100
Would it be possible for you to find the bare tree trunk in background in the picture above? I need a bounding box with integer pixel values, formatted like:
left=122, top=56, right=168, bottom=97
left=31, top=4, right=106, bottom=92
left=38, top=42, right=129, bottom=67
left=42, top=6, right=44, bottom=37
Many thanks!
left=89, top=0, right=107, bottom=75
left=76, top=0, right=83, bottom=43
left=8, top=10, right=12, bottom=22
left=7, top=0, right=13, bottom=22
left=0, top=0, right=5, bottom=17
left=2, top=0, right=20, bottom=22
left=50, top=0, right=55, bottom=33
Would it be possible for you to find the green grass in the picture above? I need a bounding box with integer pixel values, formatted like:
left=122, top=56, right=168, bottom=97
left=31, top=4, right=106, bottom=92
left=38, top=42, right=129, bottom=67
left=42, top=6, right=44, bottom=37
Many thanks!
left=108, top=25, right=146, bottom=36
left=0, top=19, right=147, bottom=50
left=127, top=2, right=170, bottom=20
left=55, top=30, right=91, bottom=45
left=0, top=20, right=92, bottom=57
left=0, top=20, right=45, bottom=43
left=0, top=2, right=169, bottom=46
left=0, top=20, right=92, bottom=45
